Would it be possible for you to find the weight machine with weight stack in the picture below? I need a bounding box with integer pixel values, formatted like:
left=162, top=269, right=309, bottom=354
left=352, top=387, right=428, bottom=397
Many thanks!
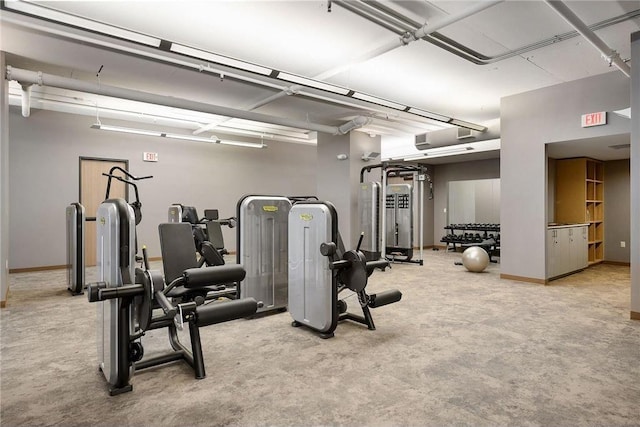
left=359, top=162, right=433, bottom=265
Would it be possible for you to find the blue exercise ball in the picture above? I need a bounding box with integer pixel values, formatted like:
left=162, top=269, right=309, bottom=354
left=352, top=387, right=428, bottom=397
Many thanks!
left=462, top=246, right=490, bottom=273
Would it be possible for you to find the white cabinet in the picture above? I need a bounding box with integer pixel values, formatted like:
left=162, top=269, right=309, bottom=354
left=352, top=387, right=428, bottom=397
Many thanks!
left=547, top=225, right=588, bottom=280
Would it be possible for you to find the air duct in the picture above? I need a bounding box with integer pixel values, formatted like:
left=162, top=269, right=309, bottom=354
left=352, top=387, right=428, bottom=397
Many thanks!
left=415, top=118, right=500, bottom=150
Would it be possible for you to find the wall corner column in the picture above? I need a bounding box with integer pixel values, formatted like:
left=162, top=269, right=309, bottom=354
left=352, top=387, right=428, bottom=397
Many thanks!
left=630, top=32, right=640, bottom=320
left=1, top=51, right=10, bottom=308
left=316, top=131, right=381, bottom=248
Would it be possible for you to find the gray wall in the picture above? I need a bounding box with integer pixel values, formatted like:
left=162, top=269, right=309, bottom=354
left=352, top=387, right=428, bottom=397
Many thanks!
left=8, top=107, right=316, bottom=269
left=317, top=131, right=381, bottom=248
left=317, top=132, right=352, bottom=245
left=448, top=178, right=500, bottom=225
left=501, top=71, right=630, bottom=281
left=604, top=159, right=630, bottom=263
left=432, top=158, right=501, bottom=245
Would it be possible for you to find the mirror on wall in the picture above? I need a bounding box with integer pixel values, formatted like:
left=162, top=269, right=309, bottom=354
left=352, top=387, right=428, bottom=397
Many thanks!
left=447, top=178, right=500, bottom=225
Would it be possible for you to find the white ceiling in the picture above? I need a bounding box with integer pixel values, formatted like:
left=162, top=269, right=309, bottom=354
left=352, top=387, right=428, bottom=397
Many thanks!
left=1, top=0, right=638, bottom=160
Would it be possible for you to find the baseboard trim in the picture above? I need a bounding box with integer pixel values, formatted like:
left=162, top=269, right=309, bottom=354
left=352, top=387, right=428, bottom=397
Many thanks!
left=631, top=311, right=640, bottom=321
left=602, top=261, right=631, bottom=267
left=1, top=300, right=6, bottom=308
left=500, top=274, right=546, bottom=285
left=10, top=264, right=67, bottom=273
left=9, top=256, right=165, bottom=273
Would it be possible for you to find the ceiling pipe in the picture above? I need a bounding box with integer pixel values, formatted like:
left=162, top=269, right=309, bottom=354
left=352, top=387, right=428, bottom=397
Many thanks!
left=2, top=12, right=486, bottom=132
left=544, top=0, right=631, bottom=77
left=194, top=1, right=501, bottom=136
left=5, top=66, right=367, bottom=135
left=402, top=0, right=503, bottom=44
left=6, top=90, right=317, bottom=145
left=337, top=115, right=371, bottom=135
left=19, top=83, right=32, bottom=117
left=343, top=0, right=639, bottom=67
left=332, top=0, right=502, bottom=64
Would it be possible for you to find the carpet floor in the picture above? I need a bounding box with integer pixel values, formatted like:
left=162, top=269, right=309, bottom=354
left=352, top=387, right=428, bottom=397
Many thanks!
left=1, top=251, right=639, bottom=426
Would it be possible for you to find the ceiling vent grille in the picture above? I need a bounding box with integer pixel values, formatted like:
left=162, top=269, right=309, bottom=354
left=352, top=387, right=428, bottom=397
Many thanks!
left=457, top=127, right=475, bottom=139
left=415, top=119, right=500, bottom=151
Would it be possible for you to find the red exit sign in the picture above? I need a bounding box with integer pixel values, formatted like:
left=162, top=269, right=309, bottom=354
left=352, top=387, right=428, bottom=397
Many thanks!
left=581, top=111, right=607, bottom=128
left=143, top=152, right=158, bottom=162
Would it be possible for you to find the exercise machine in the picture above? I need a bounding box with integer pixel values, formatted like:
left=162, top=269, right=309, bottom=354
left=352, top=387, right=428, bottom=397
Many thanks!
left=66, top=202, right=85, bottom=294
left=202, top=209, right=236, bottom=257
left=360, top=162, right=432, bottom=265
left=358, top=182, right=381, bottom=261
left=236, top=195, right=291, bottom=314
left=87, top=170, right=257, bottom=395
left=288, top=201, right=402, bottom=338
left=385, top=183, right=414, bottom=262
left=168, top=204, right=220, bottom=266
left=168, top=204, right=235, bottom=264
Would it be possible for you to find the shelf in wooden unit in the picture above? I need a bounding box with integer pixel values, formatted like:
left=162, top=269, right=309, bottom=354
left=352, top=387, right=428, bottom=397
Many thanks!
left=556, top=158, right=604, bottom=267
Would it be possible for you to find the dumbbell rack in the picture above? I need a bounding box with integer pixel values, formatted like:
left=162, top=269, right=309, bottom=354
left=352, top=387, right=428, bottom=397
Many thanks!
left=440, top=223, right=500, bottom=252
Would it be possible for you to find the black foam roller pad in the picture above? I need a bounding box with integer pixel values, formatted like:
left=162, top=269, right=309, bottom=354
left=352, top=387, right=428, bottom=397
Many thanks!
left=369, top=289, right=402, bottom=308
left=365, top=260, right=389, bottom=274
left=196, top=298, right=258, bottom=327
left=182, top=265, right=246, bottom=288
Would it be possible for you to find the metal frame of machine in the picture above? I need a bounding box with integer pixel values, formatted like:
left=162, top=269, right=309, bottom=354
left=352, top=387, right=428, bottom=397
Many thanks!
left=66, top=202, right=85, bottom=294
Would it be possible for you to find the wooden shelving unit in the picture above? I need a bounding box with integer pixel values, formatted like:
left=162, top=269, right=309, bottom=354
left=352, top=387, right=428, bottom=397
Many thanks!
left=555, top=158, right=604, bottom=265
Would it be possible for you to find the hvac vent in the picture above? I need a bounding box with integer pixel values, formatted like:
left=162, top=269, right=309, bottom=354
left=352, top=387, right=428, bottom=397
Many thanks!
left=456, top=127, right=475, bottom=139
left=415, top=133, right=431, bottom=149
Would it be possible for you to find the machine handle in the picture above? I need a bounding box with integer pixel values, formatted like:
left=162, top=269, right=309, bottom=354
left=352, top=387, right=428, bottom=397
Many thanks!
left=330, top=260, right=351, bottom=270
left=142, top=245, right=150, bottom=270
left=155, top=291, right=177, bottom=318
left=355, top=232, right=364, bottom=252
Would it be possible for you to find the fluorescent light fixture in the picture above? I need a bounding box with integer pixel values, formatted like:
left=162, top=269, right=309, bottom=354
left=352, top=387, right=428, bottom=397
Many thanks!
left=165, top=133, right=217, bottom=143
left=219, top=140, right=267, bottom=148
left=91, top=124, right=265, bottom=148
left=91, top=123, right=162, bottom=137
left=402, top=146, right=474, bottom=161
left=425, top=146, right=474, bottom=156
left=402, top=153, right=427, bottom=161
left=170, top=44, right=273, bottom=76
left=408, top=108, right=451, bottom=123
left=449, top=119, right=487, bottom=132
left=6, top=0, right=162, bottom=47
left=352, top=92, right=405, bottom=110
left=276, top=72, right=351, bottom=96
